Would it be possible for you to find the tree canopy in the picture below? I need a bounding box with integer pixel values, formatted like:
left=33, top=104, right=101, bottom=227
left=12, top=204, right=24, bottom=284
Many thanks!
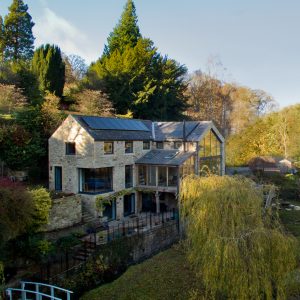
left=104, top=0, right=141, bottom=56
left=87, top=0, right=187, bottom=120
left=3, top=0, right=35, bottom=61
left=180, top=175, right=298, bottom=299
left=226, top=104, right=300, bottom=166
left=32, top=44, right=65, bottom=97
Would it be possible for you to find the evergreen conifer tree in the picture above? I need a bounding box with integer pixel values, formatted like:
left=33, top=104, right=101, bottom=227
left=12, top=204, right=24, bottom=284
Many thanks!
left=4, top=0, right=35, bottom=61
left=0, top=16, right=5, bottom=61
left=87, top=0, right=187, bottom=120
left=32, top=44, right=65, bottom=98
left=104, top=0, right=141, bottom=56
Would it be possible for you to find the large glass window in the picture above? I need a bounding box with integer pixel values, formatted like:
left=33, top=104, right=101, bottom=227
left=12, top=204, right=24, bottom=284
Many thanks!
left=104, top=142, right=113, bottom=154
left=138, top=165, right=147, bottom=185
left=168, top=167, right=178, bottom=186
left=158, top=166, right=167, bottom=186
left=125, top=141, right=133, bottom=153
left=125, top=165, right=133, bottom=188
left=147, top=166, right=156, bottom=186
left=198, top=130, right=222, bottom=176
left=180, top=155, right=195, bottom=178
left=79, top=168, right=113, bottom=193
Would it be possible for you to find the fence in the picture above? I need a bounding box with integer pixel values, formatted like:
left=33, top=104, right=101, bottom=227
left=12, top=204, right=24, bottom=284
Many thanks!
left=92, top=209, right=179, bottom=245
left=32, top=210, right=179, bottom=283
left=49, top=219, right=180, bottom=286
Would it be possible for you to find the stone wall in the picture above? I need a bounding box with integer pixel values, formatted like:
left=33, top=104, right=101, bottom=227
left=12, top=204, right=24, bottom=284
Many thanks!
left=49, top=115, right=151, bottom=217
left=43, top=195, right=82, bottom=232
left=132, top=220, right=180, bottom=262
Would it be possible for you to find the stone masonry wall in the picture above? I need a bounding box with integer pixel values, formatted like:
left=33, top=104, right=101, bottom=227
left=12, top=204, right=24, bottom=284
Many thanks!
left=43, top=195, right=82, bottom=231
left=132, top=220, right=180, bottom=262
left=49, top=115, right=151, bottom=217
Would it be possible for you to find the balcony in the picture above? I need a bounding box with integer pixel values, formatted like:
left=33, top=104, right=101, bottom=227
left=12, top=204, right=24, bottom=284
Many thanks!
left=137, top=165, right=179, bottom=192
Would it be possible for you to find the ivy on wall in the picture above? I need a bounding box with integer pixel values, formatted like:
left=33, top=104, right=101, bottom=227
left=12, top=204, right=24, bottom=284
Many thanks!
left=95, top=188, right=155, bottom=212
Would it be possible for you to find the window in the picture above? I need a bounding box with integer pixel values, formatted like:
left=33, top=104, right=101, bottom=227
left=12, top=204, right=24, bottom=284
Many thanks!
left=158, top=166, right=167, bottom=186
left=147, top=166, right=156, bottom=186
left=104, top=142, right=113, bottom=154
left=79, top=168, right=113, bottom=194
left=168, top=167, right=178, bottom=186
left=198, top=130, right=222, bottom=176
left=125, top=165, right=133, bottom=188
left=66, top=142, right=76, bottom=155
left=174, top=141, right=182, bottom=150
left=124, top=194, right=135, bottom=216
left=125, top=141, right=133, bottom=153
left=138, top=165, right=147, bottom=185
left=143, top=141, right=150, bottom=150
left=156, top=142, right=163, bottom=149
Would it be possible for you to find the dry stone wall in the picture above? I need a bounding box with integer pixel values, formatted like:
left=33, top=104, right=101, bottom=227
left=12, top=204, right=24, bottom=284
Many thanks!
left=43, top=195, right=82, bottom=231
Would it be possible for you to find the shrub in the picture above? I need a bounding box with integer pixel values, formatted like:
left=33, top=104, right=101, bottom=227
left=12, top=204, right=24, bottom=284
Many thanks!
left=28, top=187, right=52, bottom=231
left=0, top=187, right=34, bottom=245
left=180, top=175, right=298, bottom=300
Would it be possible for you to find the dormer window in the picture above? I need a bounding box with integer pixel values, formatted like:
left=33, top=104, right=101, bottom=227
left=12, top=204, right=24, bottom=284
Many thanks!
left=66, top=142, right=76, bottom=155
left=125, top=141, right=133, bottom=153
left=156, top=142, right=163, bottom=149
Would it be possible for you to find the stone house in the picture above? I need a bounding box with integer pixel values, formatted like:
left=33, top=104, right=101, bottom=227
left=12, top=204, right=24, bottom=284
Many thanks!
left=248, top=156, right=295, bottom=174
left=49, top=115, right=225, bottom=220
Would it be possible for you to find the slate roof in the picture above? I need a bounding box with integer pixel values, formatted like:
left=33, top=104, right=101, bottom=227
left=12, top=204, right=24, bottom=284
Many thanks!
left=153, top=121, right=212, bottom=142
left=135, top=150, right=195, bottom=166
left=71, top=115, right=219, bottom=142
left=72, top=115, right=152, bottom=141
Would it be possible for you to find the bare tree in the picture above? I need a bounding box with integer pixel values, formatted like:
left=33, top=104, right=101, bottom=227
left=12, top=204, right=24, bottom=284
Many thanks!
left=74, top=89, right=115, bottom=117
left=63, top=54, right=88, bottom=83
left=0, top=84, right=26, bottom=114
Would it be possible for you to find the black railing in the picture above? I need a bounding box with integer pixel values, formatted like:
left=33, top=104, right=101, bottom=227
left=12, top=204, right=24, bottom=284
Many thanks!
left=103, top=209, right=178, bottom=244
left=32, top=210, right=179, bottom=283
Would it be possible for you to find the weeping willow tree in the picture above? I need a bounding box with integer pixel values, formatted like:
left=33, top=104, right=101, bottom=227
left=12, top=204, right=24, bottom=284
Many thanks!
left=180, top=175, right=298, bottom=300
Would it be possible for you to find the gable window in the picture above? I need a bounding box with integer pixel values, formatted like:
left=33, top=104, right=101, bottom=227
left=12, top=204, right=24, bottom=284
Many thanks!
left=143, top=141, right=150, bottom=150
left=104, top=142, right=113, bottom=154
left=66, top=142, right=76, bottom=155
left=125, top=141, right=133, bottom=153
left=125, top=165, right=133, bottom=188
left=156, top=142, right=163, bottom=149
left=174, top=141, right=182, bottom=150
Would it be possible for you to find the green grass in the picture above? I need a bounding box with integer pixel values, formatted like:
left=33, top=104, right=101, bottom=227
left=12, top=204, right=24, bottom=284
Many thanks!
left=280, top=209, right=300, bottom=241
left=81, top=211, right=300, bottom=300
left=80, top=245, right=201, bottom=300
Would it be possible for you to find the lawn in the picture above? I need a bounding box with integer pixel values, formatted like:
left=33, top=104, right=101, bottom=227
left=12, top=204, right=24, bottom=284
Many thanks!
left=81, top=210, right=300, bottom=300
left=80, top=245, right=201, bottom=300
left=279, top=209, right=300, bottom=243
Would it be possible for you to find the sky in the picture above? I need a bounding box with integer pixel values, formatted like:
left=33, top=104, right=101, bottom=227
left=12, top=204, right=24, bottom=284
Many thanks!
left=0, top=0, right=300, bottom=108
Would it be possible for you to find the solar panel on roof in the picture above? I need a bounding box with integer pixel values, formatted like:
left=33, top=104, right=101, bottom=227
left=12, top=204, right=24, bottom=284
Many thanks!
left=82, top=116, right=150, bottom=131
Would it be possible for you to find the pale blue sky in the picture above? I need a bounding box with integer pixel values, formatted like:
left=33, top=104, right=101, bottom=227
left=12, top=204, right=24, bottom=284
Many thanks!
left=1, top=0, right=300, bottom=107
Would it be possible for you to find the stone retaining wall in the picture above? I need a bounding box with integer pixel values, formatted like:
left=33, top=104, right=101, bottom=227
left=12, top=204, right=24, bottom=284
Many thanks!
left=132, top=220, right=180, bottom=262
left=44, top=195, right=82, bottom=231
